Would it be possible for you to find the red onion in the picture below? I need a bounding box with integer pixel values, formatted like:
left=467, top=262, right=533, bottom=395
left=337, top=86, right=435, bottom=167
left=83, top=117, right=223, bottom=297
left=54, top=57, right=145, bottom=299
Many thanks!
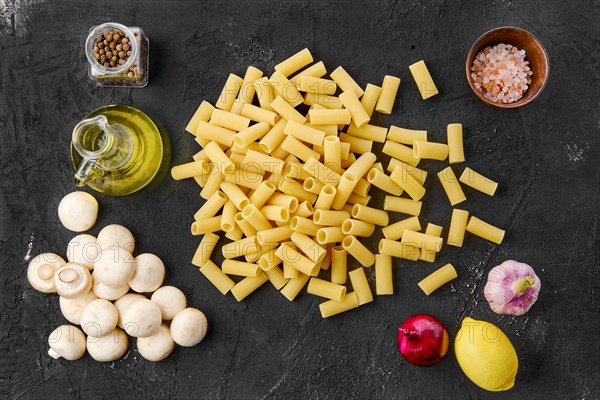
left=397, top=314, right=449, bottom=367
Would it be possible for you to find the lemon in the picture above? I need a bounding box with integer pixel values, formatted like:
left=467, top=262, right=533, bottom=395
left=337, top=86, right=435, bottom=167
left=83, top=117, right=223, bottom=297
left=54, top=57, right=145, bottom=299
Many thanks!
left=454, top=317, right=518, bottom=391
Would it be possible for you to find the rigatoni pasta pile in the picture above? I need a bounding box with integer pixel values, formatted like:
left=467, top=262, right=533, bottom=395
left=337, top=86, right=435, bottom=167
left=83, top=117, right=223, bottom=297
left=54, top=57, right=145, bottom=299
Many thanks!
left=172, top=48, right=505, bottom=318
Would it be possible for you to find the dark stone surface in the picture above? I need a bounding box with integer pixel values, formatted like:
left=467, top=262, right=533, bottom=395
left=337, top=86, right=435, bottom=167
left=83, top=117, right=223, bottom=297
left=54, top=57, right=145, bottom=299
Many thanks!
left=1, top=0, right=599, bottom=399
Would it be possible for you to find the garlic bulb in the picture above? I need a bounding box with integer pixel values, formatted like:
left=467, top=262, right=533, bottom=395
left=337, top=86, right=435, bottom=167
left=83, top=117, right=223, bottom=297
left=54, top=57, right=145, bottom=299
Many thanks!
left=484, top=260, right=541, bottom=316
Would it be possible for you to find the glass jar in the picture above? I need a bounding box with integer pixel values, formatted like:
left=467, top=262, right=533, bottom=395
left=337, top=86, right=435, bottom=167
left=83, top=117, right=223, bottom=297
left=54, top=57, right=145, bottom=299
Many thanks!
left=85, top=22, right=149, bottom=87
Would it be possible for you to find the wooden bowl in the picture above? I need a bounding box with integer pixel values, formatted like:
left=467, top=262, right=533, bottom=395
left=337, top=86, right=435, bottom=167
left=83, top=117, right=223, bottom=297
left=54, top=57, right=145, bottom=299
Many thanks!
left=466, top=27, right=549, bottom=108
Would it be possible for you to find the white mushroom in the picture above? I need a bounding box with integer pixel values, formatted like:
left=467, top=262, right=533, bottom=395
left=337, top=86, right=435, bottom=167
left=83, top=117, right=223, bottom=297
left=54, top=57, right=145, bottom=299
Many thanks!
left=92, top=271, right=130, bottom=300
left=96, top=224, right=135, bottom=253
left=27, top=253, right=66, bottom=293
left=170, top=308, right=208, bottom=347
left=94, top=245, right=136, bottom=288
left=48, top=325, right=86, bottom=361
left=137, top=324, right=175, bottom=362
left=53, top=263, right=93, bottom=299
left=87, top=327, right=129, bottom=362
left=66, top=234, right=100, bottom=270
left=59, top=290, right=98, bottom=324
left=58, top=191, right=98, bottom=232
left=129, top=253, right=165, bottom=293
left=79, top=299, right=118, bottom=338
left=121, top=299, right=162, bottom=338
left=150, top=286, right=186, bottom=320
left=114, top=293, right=146, bottom=328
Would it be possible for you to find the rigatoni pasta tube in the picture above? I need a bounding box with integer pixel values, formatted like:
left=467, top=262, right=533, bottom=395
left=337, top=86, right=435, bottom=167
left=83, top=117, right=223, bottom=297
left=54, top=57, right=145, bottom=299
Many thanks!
left=360, top=83, right=382, bottom=117
left=381, top=216, right=421, bottom=241
left=204, top=141, right=235, bottom=173
left=263, top=266, right=288, bottom=290
left=319, top=292, right=359, bottom=318
left=280, top=135, right=320, bottom=163
left=191, top=232, right=219, bottom=267
left=345, top=152, right=377, bottom=179
left=378, top=239, right=420, bottom=261
left=296, top=201, right=314, bottom=218
left=330, top=66, right=364, bottom=97
left=210, top=109, right=251, bottom=132
left=303, top=157, right=341, bottom=185
left=466, top=216, right=505, bottom=244
left=284, top=120, right=325, bottom=146
left=313, top=210, right=349, bottom=227
left=242, top=204, right=272, bottom=232
left=200, top=260, right=235, bottom=295
left=231, top=273, right=269, bottom=301
left=241, top=103, right=279, bottom=125
left=258, top=118, right=287, bottom=153
left=221, top=235, right=259, bottom=259
left=447, top=209, right=469, bottom=247
left=302, top=176, right=322, bottom=195
left=307, top=277, right=346, bottom=301
left=249, top=181, right=277, bottom=209
left=383, top=141, right=420, bottom=166
left=401, top=230, right=443, bottom=253
left=171, top=159, right=209, bottom=181
left=283, top=262, right=299, bottom=279
left=298, top=76, right=337, bottom=95
left=375, top=254, right=393, bottom=295
left=196, top=121, right=235, bottom=147
left=351, top=204, right=389, bottom=226
left=185, top=101, right=214, bottom=135
left=260, top=205, right=290, bottom=223
left=390, top=165, right=426, bottom=201
left=236, top=65, right=263, bottom=104
left=387, top=126, right=427, bottom=145
left=339, top=133, right=373, bottom=154
left=459, top=167, right=498, bottom=196
left=303, top=92, right=343, bottom=109
left=220, top=182, right=250, bottom=210
left=253, top=77, right=275, bottom=111
left=409, top=60, right=439, bottom=100
left=375, top=75, right=401, bottom=114
left=280, top=273, right=310, bottom=301
left=222, top=260, right=261, bottom=277
left=234, top=212, right=257, bottom=237
left=266, top=193, right=299, bottom=212
left=346, top=123, right=388, bottom=143
left=323, top=136, right=342, bottom=173
left=383, top=196, right=422, bottom=216
left=275, top=242, right=319, bottom=276
left=418, top=264, right=457, bottom=295
left=191, top=216, right=222, bottom=236
left=291, top=217, right=320, bottom=236
left=314, top=185, right=336, bottom=210
left=285, top=161, right=312, bottom=180
left=413, top=141, right=449, bottom=161
left=278, top=177, right=317, bottom=203
left=438, top=167, right=466, bottom=206
left=271, top=96, right=306, bottom=123
left=308, top=109, right=351, bottom=125
left=220, top=201, right=237, bottom=232
left=225, top=225, right=243, bottom=241
left=244, top=149, right=285, bottom=175
left=419, top=223, right=443, bottom=262
left=316, top=227, right=345, bottom=244
left=339, top=91, right=370, bottom=128
left=290, top=232, right=326, bottom=263
left=342, top=235, right=375, bottom=267
left=258, top=248, right=282, bottom=271
left=200, top=170, right=222, bottom=200
left=331, top=246, right=347, bottom=284
left=269, top=71, right=303, bottom=107
left=275, top=48, right=313, bottom=77
left=290, top=61, right=327, bottom=83
left=447, top=123, right=465, bottom=164
left=256, top=225, right=294, bottom=247
left=216, top=73, right=243, bottom=111
left=349, top=268, right=373, bottom=305
left=331, top=172, right=358, bottom=210
left=367, top=168, right=403, bottom=196
left=387, top=158, right=427, bottom=184
left=233, top=122, right=270, bottom=148
left=341, top=219, right=375, bottom=237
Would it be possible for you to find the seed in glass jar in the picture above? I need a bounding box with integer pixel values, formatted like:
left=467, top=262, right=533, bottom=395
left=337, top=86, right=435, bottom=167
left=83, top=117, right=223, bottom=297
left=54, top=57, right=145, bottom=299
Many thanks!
left=104, top=62, right=110, bottom=67
left=98, top=42, right=104, bottom=49
left=122, top=43, right=130, bottom=51
left=111, top=55, right=117, bottom=61
left=105, top=51, right=112, bottom=58
left=118, top=59, right=125, bottom=65
left=127, top=50, right=131, bottom=56
left=127, top=71, right=134, bottom=77
left=94, top=53, right=100, bottom=60
left=116, top=44, right=122, bottom=51
left=103, top=39, right=108, bottom=46
left=100, top=55, right=107, bottom=62
left=113, top=33, right=120, bottom=41
left=105, top=33, right=113, bottom=41
left=110, top=61, right=116, bottom=67
left=122, top=37, right=129, bottom=44
left=108, top=42, right=115, bottom=50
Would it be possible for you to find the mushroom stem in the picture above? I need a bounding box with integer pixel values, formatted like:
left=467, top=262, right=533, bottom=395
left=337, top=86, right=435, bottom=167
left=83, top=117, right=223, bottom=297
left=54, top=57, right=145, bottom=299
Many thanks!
left=48, top=348, right=61, bottom=359
left=37, top=264, right=55, bottom=280
left=59, top=268, right=78, bottom=283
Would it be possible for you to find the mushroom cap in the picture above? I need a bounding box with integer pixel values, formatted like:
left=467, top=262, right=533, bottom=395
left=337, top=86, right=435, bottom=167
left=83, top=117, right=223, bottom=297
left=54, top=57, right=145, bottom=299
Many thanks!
left=129, top=253, right=165, bottom=293
left=94, top=245, right=136, bottom=288
left=27, top=253, right=66, bottom=293
left=59, top=290, right=98, bottom=324
left=80, top=299, right=118, bottom=338
left=48, top=325, right=86, bottom=361
left=137, top=324, right=175, bottom=362
left=92, top=271, right=130, bottom=300
left=87, top=327, right=129, bottom=362
left=114, top=293, right=146, bottom=328
left=121, top=299, right=162, bottom=338
left=66, top=234, right=100, bottom=270
left=150, top=286, right=186, bottom=320
left=58, top=191, right=98, bottom=232
left=53, top=263, right=93, bottom=299
left=170, top=308, right=208, bottom=347
left=96, top=224, right=135, bottom=254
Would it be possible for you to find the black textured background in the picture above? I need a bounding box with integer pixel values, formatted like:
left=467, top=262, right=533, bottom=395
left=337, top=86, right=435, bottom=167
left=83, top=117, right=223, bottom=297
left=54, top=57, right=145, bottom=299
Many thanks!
left=1, top=0, right=599, bottom=399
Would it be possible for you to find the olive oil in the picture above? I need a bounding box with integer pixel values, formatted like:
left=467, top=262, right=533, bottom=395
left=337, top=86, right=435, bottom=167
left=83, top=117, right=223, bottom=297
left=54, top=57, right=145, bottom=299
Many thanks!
left=71, top=104, right=164, bottom=196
